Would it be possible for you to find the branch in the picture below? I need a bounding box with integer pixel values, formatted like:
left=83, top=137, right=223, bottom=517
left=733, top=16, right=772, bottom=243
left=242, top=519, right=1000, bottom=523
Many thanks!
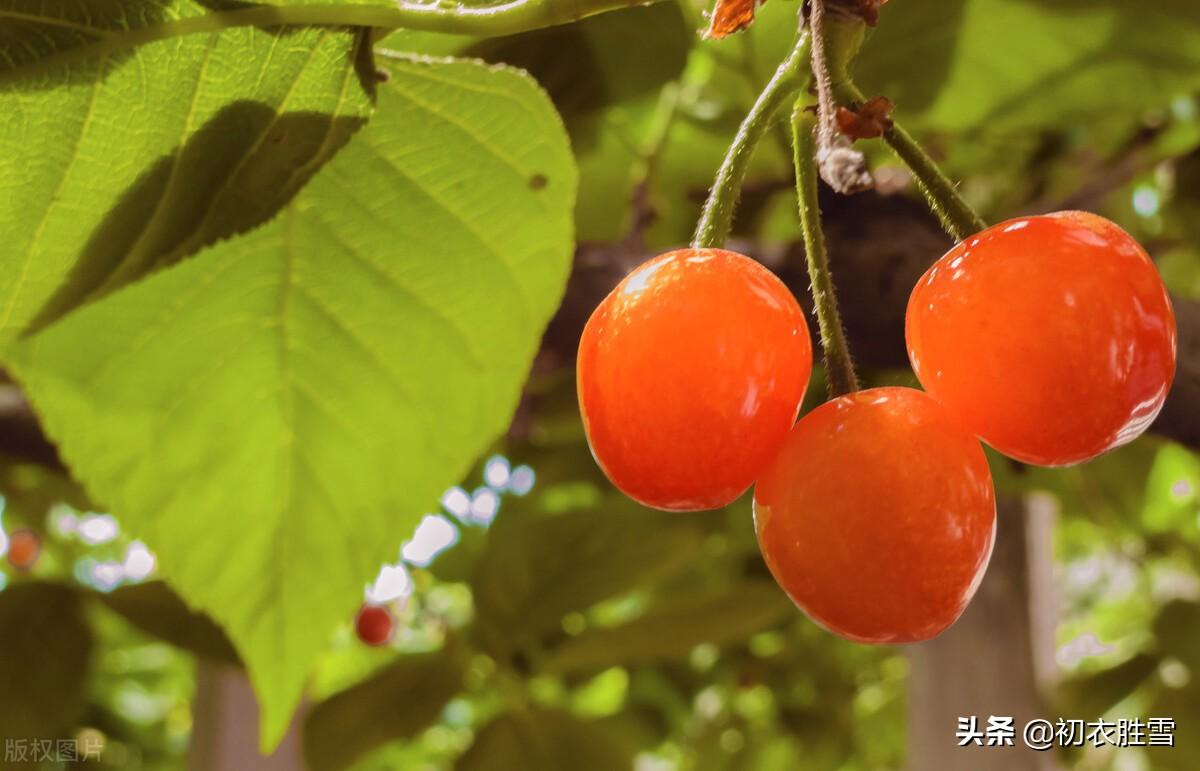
left=807, top=0, right=874, bottom=194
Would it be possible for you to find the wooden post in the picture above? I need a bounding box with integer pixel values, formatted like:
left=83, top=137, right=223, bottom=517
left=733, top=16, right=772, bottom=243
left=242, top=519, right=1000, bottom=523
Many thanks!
left=905, top=497, right=1060, bottom=771
left=188, top=661, right=305, bottom=771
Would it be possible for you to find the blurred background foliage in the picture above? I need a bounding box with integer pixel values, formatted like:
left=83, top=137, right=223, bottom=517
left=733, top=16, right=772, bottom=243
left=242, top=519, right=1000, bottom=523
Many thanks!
left=2, top=0, right=1200, bottom=769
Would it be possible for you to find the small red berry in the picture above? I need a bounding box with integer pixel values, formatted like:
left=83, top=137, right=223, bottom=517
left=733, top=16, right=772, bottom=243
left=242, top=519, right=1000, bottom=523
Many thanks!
left=906, top=212, right=1176, bottom=466
left=6, top=529, right=41, bottom=572
left=577, top=249, right=813, bottom=511
left=754, top=387, right=995, bottom=644
left=354, top=604, right=395, bottom=647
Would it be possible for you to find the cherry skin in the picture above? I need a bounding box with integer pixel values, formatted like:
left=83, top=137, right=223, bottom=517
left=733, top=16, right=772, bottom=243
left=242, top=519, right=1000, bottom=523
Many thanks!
left=754, top=387, right=996, bottom=644
left=907, top=211, right=1176, bottom=466
left=354, top=604, right=395, bottom=647
left=6, top=529, right=41, bottom=572
left=578, top=248, right=812, bottom=511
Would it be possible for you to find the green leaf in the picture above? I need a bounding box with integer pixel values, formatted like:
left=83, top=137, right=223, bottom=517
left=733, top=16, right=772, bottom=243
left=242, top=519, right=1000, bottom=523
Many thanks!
left=462, top=2, right=691, bottom=120
left=471, top=506, right=706, bottom=656
left=304, top=648, right=465, bottom=771
left=857, top=0, right=1200, bottom=131
left=461, top=2, right=692, bottom=241
left=0, top=12, right=375, bottom=341
left=456, top=708, right=634, bottom=771
left=544, top=581, right=793, bottom=674
left=8, top=55, right=576, bottom=748
left=382, top=3, right=692, bottom=242
left=1142, top=444, right=1200, bottom=534
left=97, top=581, right=240, bottom=666
left=0, top=583, right=91, bottom=756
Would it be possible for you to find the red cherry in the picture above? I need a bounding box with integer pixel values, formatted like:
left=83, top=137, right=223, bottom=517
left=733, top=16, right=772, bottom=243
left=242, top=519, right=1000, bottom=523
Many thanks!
left=6, top=529, right=41, bottom=572
left=354, top=604, right=395, bottom=647
left=906, top=211, right=1176, bottom=466
left=754, top=387, right=995, bottom=644
left=577, top=248, right=813, bottom=511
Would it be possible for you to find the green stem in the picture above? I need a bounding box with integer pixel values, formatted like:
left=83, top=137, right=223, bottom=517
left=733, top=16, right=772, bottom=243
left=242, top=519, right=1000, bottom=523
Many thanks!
left=835, top=80, right=987, bottom=241
left=691, top=29, right=812, bottom=249
left=792, top=103, right=859, bottom=397
left=883, top=122, right=988, bottom=241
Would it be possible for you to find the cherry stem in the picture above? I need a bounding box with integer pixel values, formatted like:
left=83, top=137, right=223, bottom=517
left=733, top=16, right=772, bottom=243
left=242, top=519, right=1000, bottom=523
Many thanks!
left=835, top=79, right=988, bottom=241
left=808, top=0, right=839, bottom=158
left=791, top=102, right=860, bottom=397
left=692, top=26, right=812, bottom=249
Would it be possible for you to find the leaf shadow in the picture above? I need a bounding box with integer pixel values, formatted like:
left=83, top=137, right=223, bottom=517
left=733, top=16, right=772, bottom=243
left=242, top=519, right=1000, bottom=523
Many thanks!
left=461, top=3, right=690, bottom=154
left=27, top=100, right=368, bottom=334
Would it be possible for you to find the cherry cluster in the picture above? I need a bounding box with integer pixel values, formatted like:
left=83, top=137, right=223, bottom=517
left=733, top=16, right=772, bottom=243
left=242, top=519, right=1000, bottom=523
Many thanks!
left=577, top=212, right=1177, bottom=643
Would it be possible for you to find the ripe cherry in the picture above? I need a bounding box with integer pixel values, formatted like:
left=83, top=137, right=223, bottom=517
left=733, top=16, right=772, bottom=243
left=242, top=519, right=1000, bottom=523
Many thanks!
left=354, top=604, right=395, bottom=647
left=754, top=387, right=995, bottom=644
left=6, top=529, right=41, bottom=572
left=578, top=248, right=812, bottom=511
left=907, top=212, right=1176, bottom=466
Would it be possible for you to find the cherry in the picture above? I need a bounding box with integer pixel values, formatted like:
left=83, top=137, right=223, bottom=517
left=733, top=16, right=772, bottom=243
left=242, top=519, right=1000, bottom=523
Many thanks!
left=354, top=603, right=395, bottom=647
left=577, top=248, right=812, bottom=511
left=754, top=387, right=995, bottom=644
left=906, top=211, right=1176, bottom=466
left=6, top=529, right=41, bottom=572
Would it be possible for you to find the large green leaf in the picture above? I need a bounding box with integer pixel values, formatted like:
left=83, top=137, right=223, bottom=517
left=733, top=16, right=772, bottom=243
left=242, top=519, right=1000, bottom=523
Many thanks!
left=0, top=583, right=92, bottom=764
left=544, top=581, right=794, bottom=674
left=7, top=55, right=576, bottom=748
left=858, top=0, right=1200, bottom=131
left=0, top=8, right=376, bottom=341
left=456, top=708, right=634, bottom=771
left=304, top=648, right=465, bottom=771
left=471, top=506, right=706, bottom=657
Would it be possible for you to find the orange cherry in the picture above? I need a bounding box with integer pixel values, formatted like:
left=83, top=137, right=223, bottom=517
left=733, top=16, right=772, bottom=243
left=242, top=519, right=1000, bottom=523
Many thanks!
left=754, top=387, right=995, bottom=643
left=6, top=529, right=41, bottom=572
left=578, top=249, right=812, bottom=511
left=907, top=212, right=1176, bottom=466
